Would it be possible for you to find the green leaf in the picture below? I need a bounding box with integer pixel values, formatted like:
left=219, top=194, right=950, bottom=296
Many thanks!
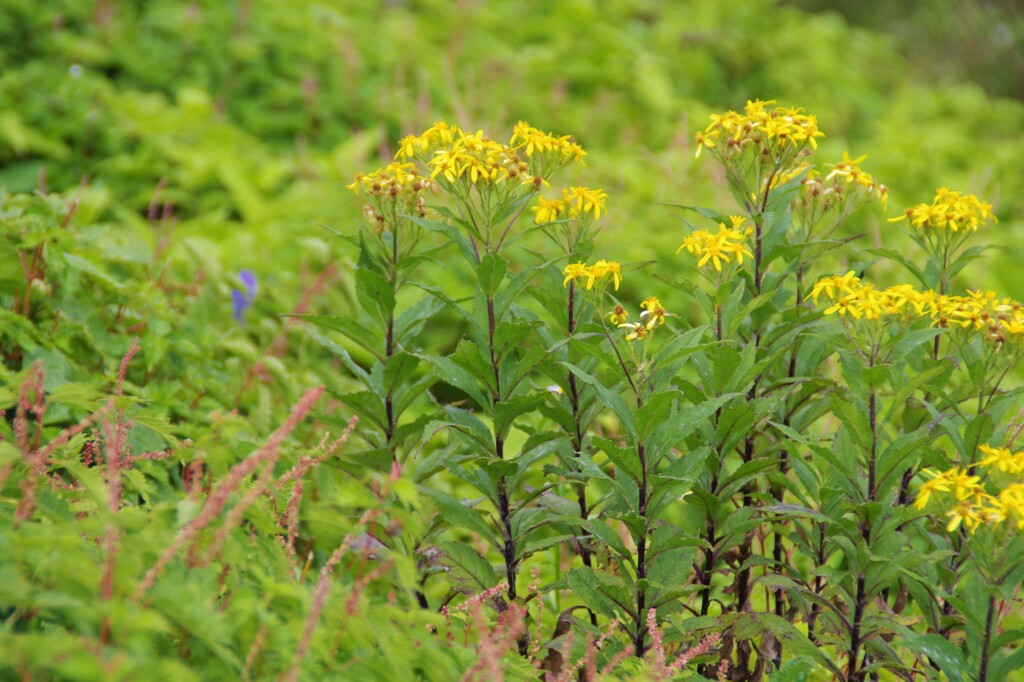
left=433, top=542, right=497, bottom=594
left=740, top=613, right=843, bottom=678
left=294, top=314, right=382, bottom=359
left=865, top=247, right=927, bottom=287
left=383, top=351, right=422, bottom=396
left=989, top=644, right=1024, bottom=681
left=303, top=326, right=374, bottom=385
left=585, top=519, right=635, bottom=566
left=659, top=203, right=729, bottom=224
left=393, top=295, right=445, bottom=345
left=561, top=362, right=634, bottom=439
left=62, top=253, right=124, bottom=291
left=493, top=393, right=546, bottom=441
left=329, top=389, right=386, bottom=431
left=477, top=252, right=507, bottom=295
left=420, top=351, right=489, bottom=410
left=356, top=266, right=396, bottom=323
left=565, top=567, right=630, bottom=621
left=423, top=406, right=494, bottom=457
left=900, top=632, right=968, bottom=682
left=420, top=487, right=498, bottom=546
left=636, top=391, right=680, bottom=442
left=407, top=214, right=478, bottom=265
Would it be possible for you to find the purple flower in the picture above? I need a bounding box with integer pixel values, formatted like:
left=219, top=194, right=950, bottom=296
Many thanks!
left=239, top=269, right=258, bottom=299
left=232, top=290, right=250, bottom=323
left=232, top=270, right=258, bottom=323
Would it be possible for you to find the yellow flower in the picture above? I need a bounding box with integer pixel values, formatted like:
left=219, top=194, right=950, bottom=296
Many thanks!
left=825, top=151, right=867, bottom=181
left=428, top=148, right=466, bottom=182
left=824, top=295, right=863, bottom=319
left=640, top=296, right=661, bottom=312
left=562, top=262, right=589, bottom=288
left=619, top=322, right=648, bottom=341
left=677, top=223, right=752, bottom=271
left=946, top=498, right=986, bottom=533
left=915, top=469, right=952, bottom=510
left=890, top=188, right=996, bottom=233
left=607, top=305, right=628, bottom=325
left=999, top=484, right=1024, bottom=529
left=586, top=260, right=609, bottom=290
left=532, top=197, right=565, bottom=224
left=640, top=304, right=667, bottom=329
left=346, top=172, right=366, bottom=195
left=697, top=100, right=825, bottom=161
left=694, top=131, right=715, bottom=158
left=564, top=186, right=608, bottom=220
left=395, top=134, right=423, bottom=160
left=604, top=260, right=623, bottom=290
left=509, top=121, right=587, bottom=168
left=978, top=444, right=1024, bottom=475
left=806, top=271, right=860, bottom=305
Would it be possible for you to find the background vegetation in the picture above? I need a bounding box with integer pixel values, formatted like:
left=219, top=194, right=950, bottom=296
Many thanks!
left=1, top=1, right=1022, bottom=680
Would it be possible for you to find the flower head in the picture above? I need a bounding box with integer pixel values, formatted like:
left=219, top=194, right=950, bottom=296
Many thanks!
left=677, top=222, right=753, bottom=272
left=889, top=187, right=996, bottom=234
left=564, top=186, right=607, bottom=220
left=620, top=322, right=648, bottom=342
left=562, top=261, right=589, bottom=288
left=607, top=305, right=628, bottom=326
left=695, top=99, right=826, bottom=161
left=640, top=304, right=667, bottom=330
left=532, top=197, right=566, bottom=224
left=231, top=270, right=258, bottom=324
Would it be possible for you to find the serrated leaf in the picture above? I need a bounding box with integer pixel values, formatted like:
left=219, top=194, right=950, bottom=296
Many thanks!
left=420, top=487, right=498, bottom=546
left=433, top=541, right=497, bottom=594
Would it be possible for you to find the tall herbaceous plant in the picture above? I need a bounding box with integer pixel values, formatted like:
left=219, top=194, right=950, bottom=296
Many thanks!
left=333, top=106, right=1024, bottom=680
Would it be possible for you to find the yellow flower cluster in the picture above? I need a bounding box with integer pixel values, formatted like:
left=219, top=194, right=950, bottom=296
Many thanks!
left=695, top=99, right=825, bottom=159
left=807, top=273, right=924, bottom=321
left=561, top=259, right=623, bottom=291
left=677, top=217, right=754, bottom=272
left=799, top=151, right=888, bottom=209
left=509, top=121, right=587, bottom=163
left=890, top=187, right=996, bottom=233
left=810, top=274, right=1024, bottom=349
left=916, top=454, right=1024, bottom=533
left=928, top=290, right=1024, bottom=348
left=979, top=444, right=1024, bottom=475
left=393, top=121, right=585, bottom=189
left=617, top=297, right=670, bottom=341
left=346, top=162, right=429, bottom=196
left=345, top=162, right=431, bottom=232
left=532, top=186, right=608, bottom=224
